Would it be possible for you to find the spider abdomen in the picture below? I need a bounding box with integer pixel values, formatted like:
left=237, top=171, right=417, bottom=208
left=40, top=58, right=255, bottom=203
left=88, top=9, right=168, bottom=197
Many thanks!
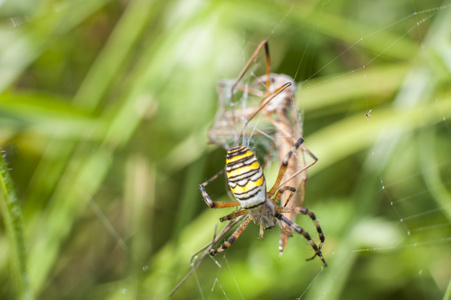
left=226, top=146, right=267, bottom=209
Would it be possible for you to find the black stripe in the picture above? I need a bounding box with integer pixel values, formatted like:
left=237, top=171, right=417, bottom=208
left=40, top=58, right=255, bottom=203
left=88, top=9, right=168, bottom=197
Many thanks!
left=234, top=186, right=262, bottom=199
left=226, top=156, right=257, bottom=171
left=229, top=171, right=263, bottom=188
left=227, top=147, right=249, bottom=158
left=228, top=169, right=260, bottom=183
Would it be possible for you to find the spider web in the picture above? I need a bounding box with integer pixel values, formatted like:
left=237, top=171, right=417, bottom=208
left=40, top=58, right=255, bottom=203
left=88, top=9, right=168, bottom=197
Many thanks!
left=164, top=1, right=451, bottom=299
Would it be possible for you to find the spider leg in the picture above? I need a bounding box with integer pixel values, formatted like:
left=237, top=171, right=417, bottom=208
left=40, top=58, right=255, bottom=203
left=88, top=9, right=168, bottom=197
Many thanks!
left=272, top=182, right=296, bottom=240
left=276, top=206, right=325, bottom=249
left=210, top=217, right=252, bottom=256
left=199, top=168, right=241, bottom=209
left=278, top=144, right=318, bottom=189
left=219, top=209, right=249, bottom=222
left=268, top=137, right=304, bottom=197
left=275, top=213, right=327, bottom=266
left=271, top=186, right=296, bottom=205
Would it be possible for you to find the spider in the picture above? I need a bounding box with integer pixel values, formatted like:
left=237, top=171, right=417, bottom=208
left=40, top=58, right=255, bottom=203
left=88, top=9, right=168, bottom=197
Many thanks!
left=199, top=137, right=326, bottom=264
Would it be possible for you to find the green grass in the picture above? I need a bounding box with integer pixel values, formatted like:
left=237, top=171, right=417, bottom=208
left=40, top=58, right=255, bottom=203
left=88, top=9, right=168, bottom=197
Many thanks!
left=1, top=0, right=450, bottom=299
left=0, top=150, right=32, bottom=300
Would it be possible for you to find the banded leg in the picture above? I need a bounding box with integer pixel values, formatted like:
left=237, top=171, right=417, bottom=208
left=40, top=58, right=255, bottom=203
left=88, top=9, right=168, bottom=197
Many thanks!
left=210, top=217, right=252, bottom=256
left=276, top=206, right=325, bottom=249
left=199, top=168, right=241, bottom=209
left=278, top=144, right=318, bottom=189
left=219, top=210, right=249, bottom=222
left=275, top=213, right=327, bottom=266
left=256, top=117, right=318, bottom=191
left=272, top=186, right=296, bottom=206
left=268, top=137, right=304, bottom=197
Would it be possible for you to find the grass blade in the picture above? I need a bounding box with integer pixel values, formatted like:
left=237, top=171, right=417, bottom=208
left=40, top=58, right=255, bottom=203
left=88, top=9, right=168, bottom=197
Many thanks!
left=0, top=150, right=34, bottom=300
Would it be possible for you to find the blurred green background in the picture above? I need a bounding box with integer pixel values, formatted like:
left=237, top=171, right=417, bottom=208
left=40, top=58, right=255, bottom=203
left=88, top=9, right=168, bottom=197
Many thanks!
left=1, top=0, right=450, bottom=299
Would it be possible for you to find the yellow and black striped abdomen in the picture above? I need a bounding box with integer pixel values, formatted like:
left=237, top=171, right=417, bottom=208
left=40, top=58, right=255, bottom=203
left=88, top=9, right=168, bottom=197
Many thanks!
left=226, top=146, right=266, bottom=209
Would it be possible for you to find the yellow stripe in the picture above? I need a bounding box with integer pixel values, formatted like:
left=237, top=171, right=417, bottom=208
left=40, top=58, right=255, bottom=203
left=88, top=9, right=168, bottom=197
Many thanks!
left=227, top=161, right=260, bottom=178
left=226, top=149, right=253, bottom=164
left=231, top=176, right=264, bottom=194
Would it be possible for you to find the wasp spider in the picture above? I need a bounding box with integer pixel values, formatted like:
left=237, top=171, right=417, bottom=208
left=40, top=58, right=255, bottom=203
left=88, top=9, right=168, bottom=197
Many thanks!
left=199, top=138, right=326, bottom=265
